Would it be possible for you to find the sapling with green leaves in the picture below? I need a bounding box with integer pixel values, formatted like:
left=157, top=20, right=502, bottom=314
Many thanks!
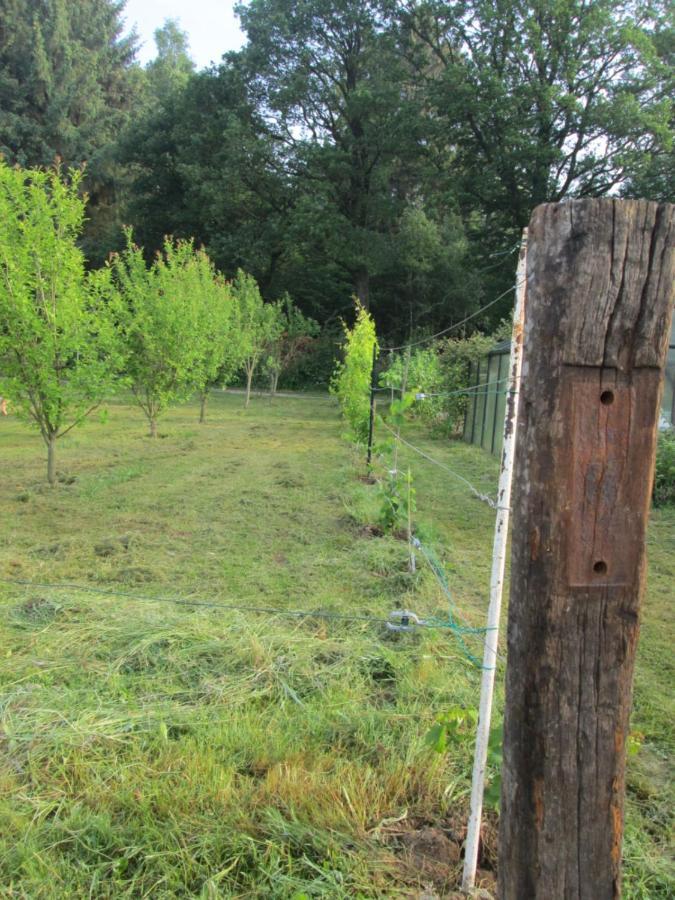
left=0, top=163, right=124, bottom=484
left=233, top=270, right=283, bottom=408
left=330, top=300, right=378, bottom=444
left=112, top=233, right=205, bottom=436
left=264, top=294, right=319, bottom=396
left=426, top=708, right=503, bottom=811
left=190, top=257, right=241, bottom=424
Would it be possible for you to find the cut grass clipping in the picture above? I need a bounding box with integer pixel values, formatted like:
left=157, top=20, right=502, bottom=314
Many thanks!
left=1, top=392, right=672, bottom=897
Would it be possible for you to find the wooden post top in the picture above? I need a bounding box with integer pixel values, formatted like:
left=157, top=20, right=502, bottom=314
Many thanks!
left=527, top=199, right=674, bottom=371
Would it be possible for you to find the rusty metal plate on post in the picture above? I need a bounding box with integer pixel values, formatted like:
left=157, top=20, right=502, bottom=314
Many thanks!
left=563, top=367, right=660, bottom=588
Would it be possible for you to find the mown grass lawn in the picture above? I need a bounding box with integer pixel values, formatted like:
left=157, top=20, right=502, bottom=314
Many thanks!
left=0, top=392, right=672, bottom=898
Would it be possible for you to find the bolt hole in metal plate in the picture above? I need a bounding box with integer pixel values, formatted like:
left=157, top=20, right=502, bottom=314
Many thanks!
left=563, top=367, right=659, bottom=588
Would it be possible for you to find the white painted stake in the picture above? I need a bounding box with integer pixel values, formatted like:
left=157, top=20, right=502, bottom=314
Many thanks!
left=462, top=230, right=528, bottom=893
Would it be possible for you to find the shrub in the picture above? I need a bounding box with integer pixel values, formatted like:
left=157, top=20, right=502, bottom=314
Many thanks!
left=377, top=467, right=415, bottom=535
left=379, top=347, right=443, bottom=425
left=653, top=430, right=675, bottom=506
left=378, top=320, right=511, bottom=437
left=280, top=326, right=342, bottom=390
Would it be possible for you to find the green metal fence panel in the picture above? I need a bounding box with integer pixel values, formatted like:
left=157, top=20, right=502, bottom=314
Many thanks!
left=464, top=346, right=510, bottom=457
left=465, top=322, right=674, bottom=456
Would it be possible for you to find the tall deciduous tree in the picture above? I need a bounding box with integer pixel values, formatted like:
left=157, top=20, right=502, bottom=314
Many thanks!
left=120, top=62, right=291, bottom=292
left=399, top=0, right=674, bottom=230
left=0, top=163, right=124, bottom=483
left=145, top=19, right=195, bottom=101
left=237, top=0, right=425, bottom=308
left=0, top=0, right=142, bottom=264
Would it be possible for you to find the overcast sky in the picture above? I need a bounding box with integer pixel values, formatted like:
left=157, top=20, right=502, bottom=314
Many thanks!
left=123, top=0, right=246, bottom=69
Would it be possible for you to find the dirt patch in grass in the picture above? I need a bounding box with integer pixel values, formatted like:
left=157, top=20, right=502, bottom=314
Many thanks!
left=382, top=813, right=498, bottom=898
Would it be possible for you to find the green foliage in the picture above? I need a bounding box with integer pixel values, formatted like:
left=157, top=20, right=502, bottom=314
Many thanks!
left=434, top=332, right=503, bottom=436
left=653, top=430, right=675, bottom=506
left=426, top=708, right=503, bottom=810
left=330, top=301, right=379, bottom=444
left=278, top=326, right=342, bottom=390
left=403, top=0, right=674, bottom=232
left=237, top=0, right=425, bottom=309
left=0, top=0, right=143, bottom=263
left=184, top=248, right=241, bottom=423
left=380, top=347, right=443, bottom=424
left=0, top=162, right=124, bottom=482
left=386, top=391, right=417, bottom=429
left=111, top=233, right=209, bottom=434
left=145, top=19, right=195, bottom=101
left=425, top=705, right=478, bottom=753
left=377, top=467, right=416, bottom=535
left=379, top=323, right=512, bottom=437
left=232, top=270, right=284, bottom=406
left=263, top=294, right=319, bottom=395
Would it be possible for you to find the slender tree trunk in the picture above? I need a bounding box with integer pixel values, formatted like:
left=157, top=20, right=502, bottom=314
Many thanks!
left=149, top=417, right=158, bottom=438
left=245, top=366, right=254, bottom=408
left=199, top=391, right=208, bottom=423
left=269, top=371, right=279, bottom=397
left=47, top=434, right=57, bottom=486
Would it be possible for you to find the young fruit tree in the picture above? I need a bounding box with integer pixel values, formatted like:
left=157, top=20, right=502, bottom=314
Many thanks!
left=0, top=163, right=124, bottom=484
left=233, top=270, right=283, bottom=407
left=264, top=294, right=319, bottom=396
left=189, top=254, right=241, bottom=424
left=330, top=300, right=379, bottom=444
left=112, top=234, right=205, bottom=436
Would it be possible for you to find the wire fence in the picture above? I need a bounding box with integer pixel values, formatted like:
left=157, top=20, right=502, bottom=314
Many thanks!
left=380, top=421, right=497, bottom=509
left=0, top=577, right=480, bottom=638
left=380, top=281, right=522, bottom=353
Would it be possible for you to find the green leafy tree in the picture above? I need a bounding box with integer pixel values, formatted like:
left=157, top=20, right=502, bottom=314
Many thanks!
left=0, top=0, right=143, bottom=263
left=330, top=300, right=379, bottom=443
left=0, top=163, right=124, bottom=483
left=232, top=270, right=284, bottom=407
left=400, top=0, right=673, bottom=230
left=111, top=233, right=205, bottom=436
left=264, top=295, right=320, bottom=395
left=145, top=19, right=195, bottom=101
left=237, top=0, right=425, bottom=309
left=193, top=263, right=242, bottom=424
left=653, top=430, right=675, bottom=506
left=120, top=61, right=290, bottom=289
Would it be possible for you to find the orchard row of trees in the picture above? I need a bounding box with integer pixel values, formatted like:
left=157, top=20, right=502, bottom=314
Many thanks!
left=0, top=163, right=317, bottom=483
left=1, top=1, right=672, bottom=341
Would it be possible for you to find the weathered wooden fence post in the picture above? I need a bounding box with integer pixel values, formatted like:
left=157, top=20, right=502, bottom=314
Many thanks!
left=500, top=199, right=674, bottom=900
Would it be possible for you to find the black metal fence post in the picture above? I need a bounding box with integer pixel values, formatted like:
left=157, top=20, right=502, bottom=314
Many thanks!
left=366, top=342, right=377, bottom=467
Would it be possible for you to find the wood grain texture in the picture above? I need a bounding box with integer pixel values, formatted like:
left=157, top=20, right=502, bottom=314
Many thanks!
left=499, top=199, right=674, bottom=900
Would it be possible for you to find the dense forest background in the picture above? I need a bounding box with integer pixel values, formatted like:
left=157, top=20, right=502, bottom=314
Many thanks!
left=1, top=0, right=672, bottom=343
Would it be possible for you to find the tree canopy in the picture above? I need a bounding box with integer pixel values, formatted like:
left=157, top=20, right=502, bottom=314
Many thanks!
left=0, top=0, right=142, bottom=263
left=1, top=0, right=671, bottom=344
left=0, top=163, right=123, bottom=482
